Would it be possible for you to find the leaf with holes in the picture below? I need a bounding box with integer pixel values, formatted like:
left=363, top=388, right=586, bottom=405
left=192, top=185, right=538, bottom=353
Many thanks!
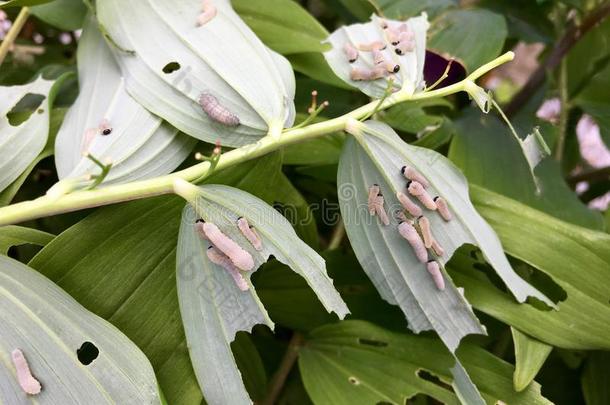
left=0, top=255, right=161, bottom=403
left=324, top=13, right=429, bottom=98
left=53, top=16, right=195, bottom=192
left=29, top=154, right=290, bottom=405
left=0, top=75, right=62, bottom=193
left=97, top=0, right=295, bottom=146
left=174, top=180, right=348, bottom=404
left=446, top=185, right=610, bottom=351
left=339, top=119, right=552, bottom=352
left=299, top=320, right=552, bottom=405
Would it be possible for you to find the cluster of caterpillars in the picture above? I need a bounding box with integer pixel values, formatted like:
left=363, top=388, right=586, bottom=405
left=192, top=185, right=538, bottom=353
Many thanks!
left=367, top=166, right=452, bottom=291
left=344, top=18, right=415, bottom=82
left=195, top=216, right=263, bottom=291
left=81, top=118, right=113, bottom=154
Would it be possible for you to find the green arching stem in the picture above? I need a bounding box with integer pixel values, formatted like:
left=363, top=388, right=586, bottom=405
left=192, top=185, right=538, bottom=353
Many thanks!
left=0, top=52, right=515, bottom=226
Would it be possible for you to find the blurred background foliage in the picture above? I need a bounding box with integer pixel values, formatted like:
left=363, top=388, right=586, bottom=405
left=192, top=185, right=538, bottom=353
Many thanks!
left=1, top=0, right=610, bottom=404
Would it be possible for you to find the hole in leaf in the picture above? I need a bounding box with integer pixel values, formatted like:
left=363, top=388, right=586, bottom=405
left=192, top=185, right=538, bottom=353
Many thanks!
left=7, top=93, right=46, bottom=126
left=416, top=369, right=453, bottom=391
left=348, top=376, right=360, bottom=385
left=358, top=338, right=388, bottom=347
left=77, top=341, right=99, bottom=365
left=162, top=61, right=181, bottom=74
left=513, top=260, right=567, bottom=309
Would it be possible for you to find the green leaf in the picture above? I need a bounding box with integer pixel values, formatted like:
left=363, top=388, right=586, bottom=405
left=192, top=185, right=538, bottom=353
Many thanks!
left=0, top=107, right=66, bottom=206
left=448, top=185, right=610, bottom=350
left=0, top=75, right=58, bottom=193
left=0, top=0, right=52, bottom=8
left=0, top=225, right=54, bottom=254
left=511, top=328, right=552, bottom=392
left=53, top=16, right=195, bottom=190
left=299, top=320, right=552, bottom=405
left=30, top=0, right=87, bottom=30
left=97, top=0, right=296, bottom=146
left=582, top=352, right=610, bottom=405
left=174, top=182, right=348, bottom=403
left=338, top=120, right=551, bottom=352
left=233, top=0, right=329, bottom=54
left=428, top=9, right=507, bottom=72
left=324, top=14, right=429, bottom=97
left=449, top=109, right=603, bottom=230
left=288, top=52, right=354, bottom=90
left=28, top=156, right=286, bottom=405
left=381, top=98, right=453, bottom=134
left=377, top=0, right=456, bottom=19
left=0, top=255, right=161, bottom=403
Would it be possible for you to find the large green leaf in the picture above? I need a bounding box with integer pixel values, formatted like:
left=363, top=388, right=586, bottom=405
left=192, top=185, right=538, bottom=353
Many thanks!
left=0, top=0, right=52, bottom=8
left=449, top=109, right=602, bottom=230
left=288, top=52, right=353, bottom=90
left=299, top=320, right=551, bottom=405
left=30, top=0, right=87, bottom=30
left=0, top=255, right=161, bottom=403
left=174, top=182, right=348, bottom=404
left=0, top=76, right=56, bottom=193
left=0, top=226, right=53, bottom=254
left=53, top=16, right=195, bottom=189
left=97, top=0, right=295, bottom=146
left=324, top=14, right=429, bottom=97
left=448, top=185, right=610, bottom=350
left=428, top=9, right=507, bottom=72
left=233, top=0, right=329, bottom=55
left=338, top=120, right=551, bottom=352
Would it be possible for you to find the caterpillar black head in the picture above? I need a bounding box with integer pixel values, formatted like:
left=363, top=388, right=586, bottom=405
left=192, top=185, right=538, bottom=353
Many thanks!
left=196, top=218, right=205, bottom=224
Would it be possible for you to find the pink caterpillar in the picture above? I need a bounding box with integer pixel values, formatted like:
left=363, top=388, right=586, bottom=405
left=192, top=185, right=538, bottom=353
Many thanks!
left=401, top=165, right=429, bottom=187
left=237, top=217, right=263, bottom=251
left=350, top=66, right=386, bottom=81
left=373, top=194, right=390, bottom=226
left=431, top=239, right=445, bottom=257
left=196, top=220, right=254, bottom=271
left=207, top=246, right=249, bottom=291
left=367, top=184, right=380, bottom=215
left=434, top=197, right=452, bottom=221
left=357, top=41, right=386, bottom=51
left=396, top=191, right=422, bottom=217
left=11, top=349, right=41, bottom=395
left=197, top=0, right=217, bottom=26
left=426, top=260, right=445, bottom=291
left=199, top=93, right=240, bottom=126
left=344, top=43, right=359, bottom=63
left=398, top=221, right=428, bottom=263
left=407, top=181, right=437, bottom=210
left=417, top=216, right=435, bottom=249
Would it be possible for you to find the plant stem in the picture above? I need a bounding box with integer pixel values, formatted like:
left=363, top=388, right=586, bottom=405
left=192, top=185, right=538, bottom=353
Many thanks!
left=328, top=219, right=345, bottom=250
left=505, top=1, right=610, bottom=117
left=261, top=332, right=304, bottom=405
left=555, top=59, right=569, bottom=161
left=0, top=7, right=30, bottom=66
left=0, top=52, right=514, bottom=226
